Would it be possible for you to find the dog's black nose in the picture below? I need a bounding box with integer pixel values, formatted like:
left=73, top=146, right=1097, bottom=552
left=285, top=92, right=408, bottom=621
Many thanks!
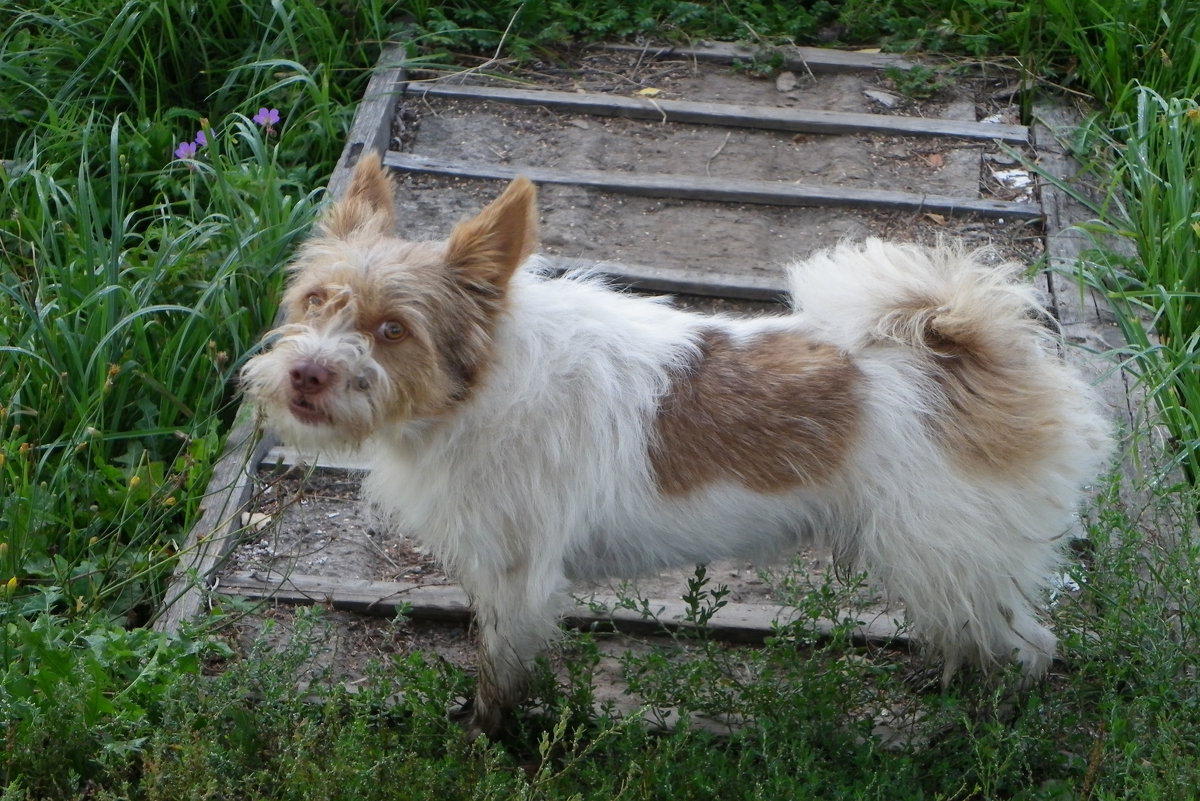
left=290, top=359, right=332, bottom=394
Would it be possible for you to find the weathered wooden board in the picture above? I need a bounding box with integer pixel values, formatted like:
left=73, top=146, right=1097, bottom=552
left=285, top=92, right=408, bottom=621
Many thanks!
left=218, top=570, right=907, bottom=647
left=152, top=409, right=276, bottom=632
left=603, top=41, right=916, bottom=73
left=541, top=256, right=788, bottom=302
left=260, top=445, right=371, bottom=473
left=383, top=151, right=1043, bottom=220
left=327, top=43, right=408, bottom=198
left=414, top=83, right=1030, bottom=143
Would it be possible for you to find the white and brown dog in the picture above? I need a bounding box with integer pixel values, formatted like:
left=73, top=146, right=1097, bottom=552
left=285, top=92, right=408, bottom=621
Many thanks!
left=242, top=153, right=1112, bottom=735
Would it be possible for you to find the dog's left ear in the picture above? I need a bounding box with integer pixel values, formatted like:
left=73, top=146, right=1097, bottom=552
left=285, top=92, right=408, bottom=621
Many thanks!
left=320, top=152, right=398, bottom=239
left=445, top=177, right=538, bottom=290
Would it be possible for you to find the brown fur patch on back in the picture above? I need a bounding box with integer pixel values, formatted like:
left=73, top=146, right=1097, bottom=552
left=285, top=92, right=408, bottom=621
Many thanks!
left=651, top=329, right=862, bottom=495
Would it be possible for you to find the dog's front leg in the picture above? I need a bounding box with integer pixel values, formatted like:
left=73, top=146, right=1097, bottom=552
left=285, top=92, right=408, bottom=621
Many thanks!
left=463, top=570, right=563, bottom=738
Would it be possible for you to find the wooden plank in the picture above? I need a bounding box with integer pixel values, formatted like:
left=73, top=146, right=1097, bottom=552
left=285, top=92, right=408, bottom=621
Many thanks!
left=327, top=43, right=408, bottom=199
left=152, top=409, right=276, bottom=632
left=384, top=151, right=1043, bottom=220
left=414, top=83, right=1030, bottom=144
left=541, top=256, right=788, bottom=303
left=219, top=571, right=472, bottom=622
left=260, top=445, right=372, bottom=472
left=216, top=570, right=907, bottom=647
left=604, top=41, right=916, bottom=73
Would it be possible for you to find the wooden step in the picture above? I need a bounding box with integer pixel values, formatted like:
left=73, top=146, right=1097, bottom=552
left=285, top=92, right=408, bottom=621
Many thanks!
left=217, top=570, right=908, bottom=647
left=384, top=151, right=1042, bottom=220
left=603, top=41, right=917, bottom=73
left=414, top=82, right=1029, bottom=144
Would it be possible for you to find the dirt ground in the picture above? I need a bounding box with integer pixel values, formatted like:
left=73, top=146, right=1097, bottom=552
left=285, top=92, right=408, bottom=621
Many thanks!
left=217, top=45, right=1048, bottom=727
left=390, top=46, right=1042, bottom=278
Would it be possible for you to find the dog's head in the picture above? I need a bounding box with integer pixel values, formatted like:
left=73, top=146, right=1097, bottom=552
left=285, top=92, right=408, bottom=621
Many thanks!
left=241, top=153, right=538, bottom=449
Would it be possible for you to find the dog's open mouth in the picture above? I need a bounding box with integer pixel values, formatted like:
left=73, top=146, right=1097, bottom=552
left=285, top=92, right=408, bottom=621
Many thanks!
left=288, top=395, right=331, bottom=425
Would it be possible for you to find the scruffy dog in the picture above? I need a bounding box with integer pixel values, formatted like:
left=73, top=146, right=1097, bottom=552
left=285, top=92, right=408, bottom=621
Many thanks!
left=242, top=153, right=1112, bottom=736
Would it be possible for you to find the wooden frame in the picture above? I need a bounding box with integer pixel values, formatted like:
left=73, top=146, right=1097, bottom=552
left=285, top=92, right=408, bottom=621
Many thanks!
left=383, top=151, right=1042, bottom=220
left=157, top=43, right=1133, bottom=658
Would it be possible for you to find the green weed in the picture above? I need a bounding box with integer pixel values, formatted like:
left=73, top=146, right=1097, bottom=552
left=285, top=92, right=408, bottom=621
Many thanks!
left=883, top=63, right=953, bottom=99
left=1057, top=87, right=1200, bottom=481
left=0, top=605, right=219, bottom=797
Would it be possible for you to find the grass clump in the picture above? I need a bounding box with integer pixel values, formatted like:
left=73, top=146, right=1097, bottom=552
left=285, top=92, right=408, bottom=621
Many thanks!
left=0, top=604, right=218, bottom=798
left=0, top=108, right=321, bottom=622
left=8, top=512, right=1195, bottom=800
left=0, top=0, right=406, bottom=622
left=1063, top=88, right=1200, bottom=481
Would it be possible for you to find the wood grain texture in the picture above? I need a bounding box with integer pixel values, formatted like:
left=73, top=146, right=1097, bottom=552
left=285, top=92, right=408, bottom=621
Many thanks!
left=327, top=43, right=408, bottom=199
left=603, top=41, right=916, bottom=73
left=217, top=570, right=907, bottom=647
left=152, top=409, right=276, bottom=633
left=540, top=256, right=788, bottom=302
left=383, top=151, right=1043, bottom=219
left=414, top=83, right=1030, bottom=144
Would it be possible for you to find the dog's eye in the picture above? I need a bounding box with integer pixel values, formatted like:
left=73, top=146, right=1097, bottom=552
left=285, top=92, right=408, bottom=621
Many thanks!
left=378, top=321, right=407, bottom=342
left=304, top=292, right=325, bottom=310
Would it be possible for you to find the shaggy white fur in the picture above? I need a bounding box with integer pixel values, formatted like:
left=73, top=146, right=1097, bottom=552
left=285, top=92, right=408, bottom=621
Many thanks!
left=241, top=154, right=1113, bottom=736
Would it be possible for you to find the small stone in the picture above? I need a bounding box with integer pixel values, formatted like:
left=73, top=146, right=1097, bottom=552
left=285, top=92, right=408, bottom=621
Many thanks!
left=864, top=89, right=900, bottom=108
left=241, top=512, right=273, bottom=533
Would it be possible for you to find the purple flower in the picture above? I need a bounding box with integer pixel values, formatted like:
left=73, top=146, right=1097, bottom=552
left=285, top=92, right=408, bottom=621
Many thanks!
left=194, top=129, right=207, bottom=147
left=174, top=140, right=198, bottom=159
left=253, top=107, right=281, bottom=127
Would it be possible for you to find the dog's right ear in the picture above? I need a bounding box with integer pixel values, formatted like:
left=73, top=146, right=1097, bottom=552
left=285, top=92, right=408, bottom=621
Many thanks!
left=320, top=152, right=397, bottom=239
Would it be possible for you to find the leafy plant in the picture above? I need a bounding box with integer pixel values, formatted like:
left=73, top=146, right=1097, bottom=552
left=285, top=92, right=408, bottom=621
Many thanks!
left=883, top=63, right=953, bottom=99
left=0, top=604, right=218, bottom=797
left=1060, top=87, right=1200, bottom=481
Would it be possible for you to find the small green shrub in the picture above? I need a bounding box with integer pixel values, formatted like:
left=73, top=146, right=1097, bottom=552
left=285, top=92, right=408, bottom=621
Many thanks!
left=0, top=605, right=217, bottom=797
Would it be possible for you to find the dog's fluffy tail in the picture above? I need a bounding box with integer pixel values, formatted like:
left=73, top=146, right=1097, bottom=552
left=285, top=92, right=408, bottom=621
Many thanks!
left=789, top=239, right=1111, bottom=681
left=787, top=238, right=1044, bottom=359
left=791, top=239, right=1073, bottom=476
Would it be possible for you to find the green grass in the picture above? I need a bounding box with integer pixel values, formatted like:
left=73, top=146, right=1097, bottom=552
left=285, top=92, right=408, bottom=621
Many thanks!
left=7, top=509, right=1200, bottom=799
left=1077, top=89, right=1200, bottom=482
left=0, top=0, right=401, bottom=622
left=2, top=0, right=1200, bottom=799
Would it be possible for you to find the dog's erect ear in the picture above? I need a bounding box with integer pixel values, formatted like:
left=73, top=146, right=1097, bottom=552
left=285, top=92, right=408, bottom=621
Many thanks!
left=445, top=177, right=538, bottom=289
left=320, top=152, right=397, bottom=238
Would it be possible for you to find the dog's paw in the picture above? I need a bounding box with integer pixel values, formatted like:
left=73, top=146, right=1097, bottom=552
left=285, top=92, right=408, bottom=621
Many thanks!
left=448, top=696, right=502, bottom=741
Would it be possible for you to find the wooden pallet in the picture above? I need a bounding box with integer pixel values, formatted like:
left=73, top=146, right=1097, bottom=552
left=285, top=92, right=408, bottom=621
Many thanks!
left=154, top=42, right=1136, bottom=648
